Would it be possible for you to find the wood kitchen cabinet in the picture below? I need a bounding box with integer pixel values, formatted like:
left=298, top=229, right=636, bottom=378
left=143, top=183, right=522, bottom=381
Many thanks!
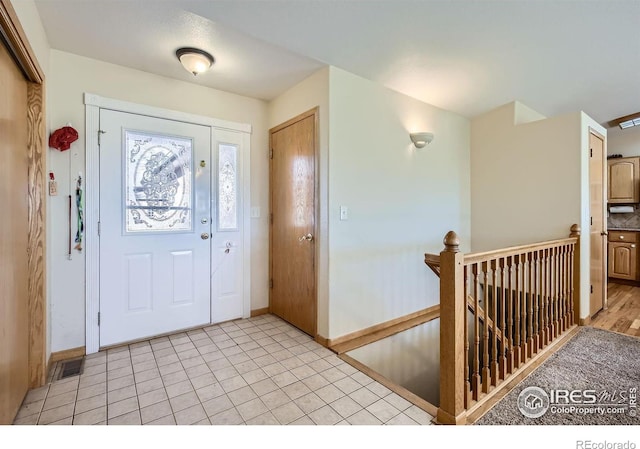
left=608, top=157, right=640, bottom=203
left=608, top=231, right=639, bottom=281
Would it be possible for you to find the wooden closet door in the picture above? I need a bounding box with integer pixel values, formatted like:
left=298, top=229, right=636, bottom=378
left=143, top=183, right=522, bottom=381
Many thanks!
left=0, top=39, right=30, bottom=424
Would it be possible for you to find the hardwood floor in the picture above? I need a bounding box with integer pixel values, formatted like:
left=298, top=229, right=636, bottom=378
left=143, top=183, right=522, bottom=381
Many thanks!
left=591, top=282, right=640, bottom=337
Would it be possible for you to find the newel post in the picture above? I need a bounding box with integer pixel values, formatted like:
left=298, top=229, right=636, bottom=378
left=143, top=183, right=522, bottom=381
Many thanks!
left=570, top=224, right=581, bottom=325
left=437, top=231, right=467, bottom=425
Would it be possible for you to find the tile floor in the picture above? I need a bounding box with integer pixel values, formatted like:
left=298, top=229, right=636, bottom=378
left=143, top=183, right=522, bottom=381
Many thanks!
left=13, top=314, right=434, bottom=425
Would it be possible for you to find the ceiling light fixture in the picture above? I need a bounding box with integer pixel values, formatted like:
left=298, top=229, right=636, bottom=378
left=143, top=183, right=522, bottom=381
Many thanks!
left=176, top=47, right=214, bottom=76
left=410, top=132, right=434, bottom=148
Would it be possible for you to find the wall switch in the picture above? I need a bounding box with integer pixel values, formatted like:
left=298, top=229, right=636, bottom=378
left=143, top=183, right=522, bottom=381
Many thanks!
left=251, top=207, right=261, bottom=218
left=340, top=206, right=348, bottom=221
left=49, top=180, right=58, bottom=196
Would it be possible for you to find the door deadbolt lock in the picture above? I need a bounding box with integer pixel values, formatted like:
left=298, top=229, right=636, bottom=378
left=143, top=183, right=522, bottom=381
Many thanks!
left=201, top=218, right=208, bottom=224
left=299, top=233, right=313, bottom=242
left=200, top=160, right=206, bottom=168
left=201, top=233, right=210, bottom=240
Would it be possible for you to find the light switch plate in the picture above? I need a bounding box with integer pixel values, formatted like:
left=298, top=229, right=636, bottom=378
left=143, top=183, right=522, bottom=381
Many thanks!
left=340, top=206, right=348, bottom=221
left=251, top=207, right=261, bottom=218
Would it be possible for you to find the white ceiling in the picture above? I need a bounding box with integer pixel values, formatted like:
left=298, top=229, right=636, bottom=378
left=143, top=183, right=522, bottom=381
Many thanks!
left=34, top=0, right=640, bottom=124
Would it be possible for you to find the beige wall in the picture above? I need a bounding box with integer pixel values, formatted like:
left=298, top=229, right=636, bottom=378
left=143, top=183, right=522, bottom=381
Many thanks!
left=9, top=0, right=49, bottom=76
left=267, top=68, right=330, bottom=336
left=327, top=67, right=471, bottom=338
left=607, top=125, right=640, bottom=156
left=471, top=101, right=606, bottom=320
left=48, top=50, right=269, bottom=352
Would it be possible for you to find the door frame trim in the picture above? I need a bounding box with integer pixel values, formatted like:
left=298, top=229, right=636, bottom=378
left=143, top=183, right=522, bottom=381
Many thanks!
left=589, top=127, right=607, bottom=312
left=268, top=107, right=319, bottom=336
left=84, top=93, right=252, bottom=354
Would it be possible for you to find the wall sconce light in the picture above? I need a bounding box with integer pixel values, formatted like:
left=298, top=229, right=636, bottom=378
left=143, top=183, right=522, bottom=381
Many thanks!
left=176, top=47, right=215, bottom=76
left=410, top=132, right=434, bottom=148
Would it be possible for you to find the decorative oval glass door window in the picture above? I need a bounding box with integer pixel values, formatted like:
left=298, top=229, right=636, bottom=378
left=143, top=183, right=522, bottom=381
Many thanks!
left=125, top=130, right=193, bottom=233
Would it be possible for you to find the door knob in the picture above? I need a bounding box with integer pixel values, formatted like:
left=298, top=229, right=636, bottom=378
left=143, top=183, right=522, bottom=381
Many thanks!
left=299, top=233, right=313, bottom=242
left=201, top=233, right=210, bottom=240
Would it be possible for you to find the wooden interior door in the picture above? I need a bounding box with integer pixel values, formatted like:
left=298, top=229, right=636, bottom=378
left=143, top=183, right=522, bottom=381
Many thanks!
left=590, top=131, right=606, bottom=316
left=0, top=39, right=29, bottom=424
left=269, top=109, right=317, bottom=335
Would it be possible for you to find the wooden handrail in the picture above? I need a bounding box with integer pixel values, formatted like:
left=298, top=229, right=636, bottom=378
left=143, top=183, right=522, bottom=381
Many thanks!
left=434, top=224, right=581, bottom=425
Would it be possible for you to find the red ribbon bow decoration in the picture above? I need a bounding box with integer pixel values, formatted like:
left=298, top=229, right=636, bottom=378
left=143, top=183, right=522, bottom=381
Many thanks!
left=49, top=126, right=79, bottom=151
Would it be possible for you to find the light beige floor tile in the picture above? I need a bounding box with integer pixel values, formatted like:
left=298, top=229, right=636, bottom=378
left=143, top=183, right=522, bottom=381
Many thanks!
left=271, top=371, right=298, bottom=388
left=228, top=386, right=257, bottom=406
left=195, top=344, right=218, bottom=355
left=282, top=381, right=312, bottom=401
left=182, top=355, right=205, bottom=369
left=195, top=383, right=225, bottom=402
left=245, top=347, right=268, bottom=358
left=308, top=405, right=342, bottom=425
left=262, top=362, right=288, bottom=377
left=404, top=405, right=433, bottom=425
left=246, top=411, right=279, bottom=425
left=107, top=397, right=139, bottom=420
left=150, top=339, right=172, bottom=351
left=239, top=342, right=260, bottom=352
left=298, top=351, right=320, bottom=364
left=15, top=400, right=44, bottom=419
left=253, top=354, right=277, bottom=367
left=349, top=387, right=380, bottom=408
left=107, top=366, right=134, bottom=382
left=108, top=357, right=132, bottom=371
left=221, top=346, right=244, bottom=357
left=260, top=389, right=291, bottom=411
left=386, top=413, right=419, bottom=425
left=136, top=376, right=164, bottom=395
left=320, top=367, right=348, bottom=383
left=85, top=352, right=107, bottom=364
left=107, top=374, right=134, bottom=392
left=271, top=401, right=304, bottom=424
left=13, top=414, right=39, bottom=425
left=158, top=362, right=183, bottom=377
left=23, top=385, right=49, bottom=404
left=138, top=387, right=168, bottom=408
left=133, top=360, right=157, bottom=374
left=185, top=363, right=210, bottom=379
left=212, top=366, right=239, bottom=381
left=336, top=363, right=359, bottom=376
left=135, top=367, right=161, bottom=383
left=47, top=416, right=73, bottom=425
left=209, top=407, right=244, bottom=425
left=78, top=372, right=107, bottom=389
left=177, top=349, right=201, bottom=360
left=271, top=349, right=295, bottom=361
left=145, top=414, right=176, bottom=425
left=366, top=398, right=401, bottom=423
left=315, top=384, right=345, bottom=403
left=82, top=364, right=107, bottom=376
left=73, top=406, right=106, bottom=425
left=156, top=354, right=180, bottom=367
left=250, top=378, right=278, bottom=397
left=220, top=375, right=248, bottom=393
left=132, top=353, right=155, bottom=364
left=236, top=398, right=268, bottom=421
left=74, top=393, right=106, bottom=414
left=330, top=396, right=363, bottom=419
left=48, top=378, right=79, bottom=397
left=140, top=400, right=173, bottom=424
left=294, top=392, right=325, bottom=414
left=383, top=393, right=412, bottom=411
left=169, top=391, right=200, bottom=412
left=190, top=373, right=216, bottom=390
left=77, top=382, right=106, bottom=401
left=334, top=377, right=362, bottom=395
left=290, top=415, right=314, bottom=425
left=42, top=390, right=77, bottom=411
left=173, top=342, right=196, bottom=353
left=38, top=403, right=75, bottom=425
left=291, top=365, right=316, bottom=381
left=242, top=368, right=269, bottom=385
left=301, top=373, right=330, bottom=391
left=308, top=358, right=333, bottom=373
left=227, top=352, right=250, bottom=365
left=107, top=385, right=136, bottom=404
left=108, top=410, right=141, bottom=425
left=366, top=382, right=392, bottom=398
left=107, top=350, right=130, bottom=363
left=153, top=347, right=176, bottom=359
left=165, top=380, right=194, bottom=398
left=202, top=394, right=234, bottom=417
left=232, top=335, right=253, bottom=345
left=346, top=409, right=382, bottom=425
left=174, top=404, right=207, bottom=425
left=162, top=370, right=189, bottom=386
left=201, top=350, right=225, bottom=363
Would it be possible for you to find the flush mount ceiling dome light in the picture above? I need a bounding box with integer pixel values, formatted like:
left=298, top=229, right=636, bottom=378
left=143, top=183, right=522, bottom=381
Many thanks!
left=176, top=47, right=214, bottom=76
left=410, top=132, right=434, bottom=148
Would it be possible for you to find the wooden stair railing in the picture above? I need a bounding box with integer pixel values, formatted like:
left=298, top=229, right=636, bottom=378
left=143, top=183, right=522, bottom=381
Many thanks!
left=426, top=224, right=581, bottom=425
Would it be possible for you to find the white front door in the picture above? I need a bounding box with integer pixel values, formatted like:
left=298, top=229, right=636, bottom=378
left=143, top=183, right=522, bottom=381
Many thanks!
left=99, top=109, right=212, bottom=346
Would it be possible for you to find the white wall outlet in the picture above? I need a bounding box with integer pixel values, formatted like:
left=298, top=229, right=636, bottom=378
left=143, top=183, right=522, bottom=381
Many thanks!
left=251, top=207, right=261, bottom=218
left=340, top=206, right=348, bottom=221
